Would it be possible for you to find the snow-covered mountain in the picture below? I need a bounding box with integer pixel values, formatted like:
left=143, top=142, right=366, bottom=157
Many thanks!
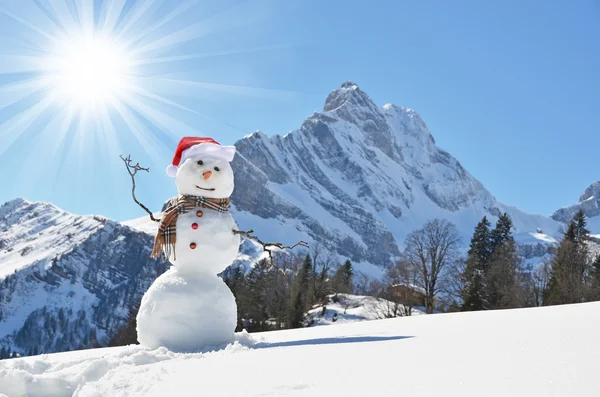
left=552, top=181, right=600, bottom=235
left=229, top=82, right=562, bottom=273
left=0, top=199, right=169, bottom=357
left=1, top=302, right=598, bottom=396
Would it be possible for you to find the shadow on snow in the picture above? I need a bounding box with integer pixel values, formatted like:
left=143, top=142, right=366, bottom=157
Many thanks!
left=254, top=335, right=414, bottom=349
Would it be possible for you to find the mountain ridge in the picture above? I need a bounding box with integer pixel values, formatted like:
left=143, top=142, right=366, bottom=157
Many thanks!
left=229, top=82, right=562, bottom=270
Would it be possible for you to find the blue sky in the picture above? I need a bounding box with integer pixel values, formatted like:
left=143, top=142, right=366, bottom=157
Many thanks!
left=0, top=0, right=598, bottom=221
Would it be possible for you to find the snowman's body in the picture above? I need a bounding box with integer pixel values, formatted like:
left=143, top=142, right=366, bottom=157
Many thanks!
left=137, top=139, right=241, bottom=352
left=169, top=210, right=240, bottom=274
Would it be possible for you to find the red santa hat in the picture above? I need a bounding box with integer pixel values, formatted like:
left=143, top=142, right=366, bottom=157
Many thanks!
left=166, top=137, right=236, bottom=177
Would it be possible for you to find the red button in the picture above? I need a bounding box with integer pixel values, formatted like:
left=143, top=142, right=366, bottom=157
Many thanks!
left=191, top=223, right=198, bottom=230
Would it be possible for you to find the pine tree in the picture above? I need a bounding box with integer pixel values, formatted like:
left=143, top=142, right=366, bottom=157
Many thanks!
left=244, top=259, right=272, bottom=331
left=461, top=217, right=491, bottom=311
left=490, top=213, right=514, bottom=251
left=545, top=210, right=590, bottom=305
left=108, top=303, right=140, bottom=347
left=468, top=217, right=492, bottom=268
left=462, top=269, right=488, bottom=311
left=589, top=255, right=600, bottom=301
left=289, top=255, right=312, bottom=328
left=572, top=209, right=590, bottom=244
left=487, top=213, right=520, bottom=309
left=332, top=260, right=354, bottom=294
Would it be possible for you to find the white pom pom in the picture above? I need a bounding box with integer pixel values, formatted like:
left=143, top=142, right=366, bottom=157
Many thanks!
left=166, top=164, right=178, bottom=177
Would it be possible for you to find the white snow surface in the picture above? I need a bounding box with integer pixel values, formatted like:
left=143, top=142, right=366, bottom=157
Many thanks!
left=305, top=293, right=424, bottom=326
left=0, top=302, right=598, bottom=397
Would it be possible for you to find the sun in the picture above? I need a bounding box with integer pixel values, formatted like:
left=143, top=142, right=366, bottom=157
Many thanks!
left=0, top=0, right=292, bottom=198
left=44, top=35, right=134, bottom=113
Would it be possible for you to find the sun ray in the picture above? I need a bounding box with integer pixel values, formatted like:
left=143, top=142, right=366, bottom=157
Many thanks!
left=113, top=0, right=162, bottom=42
left=96, top=102, right=128, bottom=213
left=12, top=102, right=76, bottom=196
left=75, top=0, right=95, bottom=38
left=110, top=98, right=173, bottom=166
left=138, top=76, right=297, bottom=102
left=98, top=0, right=128, bottom=38
left=0, top=55, right=48, bottom=74
left=120, top=0, right=201, bottom=50
left=43, top=0, right=81, bottom=37
left=0, top=5, right=60, bottom=45
left=122, top=84, right=251, bottom=135
left=131, top=44, right=292, bottom=67
left=0, top=94, right=58, bottom=157
left=127, top=0, right=272, bottom=57
left=119, top=90, right=207, bottom=138
left=0, top=78, right=50, bottom=110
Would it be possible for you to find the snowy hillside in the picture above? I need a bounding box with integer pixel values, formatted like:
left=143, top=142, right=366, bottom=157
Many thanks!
left=0, top=199, right=169, bottom=357
left=229, top=82, right=562, bottom=273
left=305, top=293, right=424, bottom=326
left=0, top=302, right=597, bottom=397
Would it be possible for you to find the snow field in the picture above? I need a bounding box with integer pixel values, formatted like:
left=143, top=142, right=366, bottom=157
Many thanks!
left=0, top=302, right=598, bottom=397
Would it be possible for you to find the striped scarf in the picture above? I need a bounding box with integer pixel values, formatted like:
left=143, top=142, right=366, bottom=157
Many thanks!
left=150, top=194, right=230, bottom=260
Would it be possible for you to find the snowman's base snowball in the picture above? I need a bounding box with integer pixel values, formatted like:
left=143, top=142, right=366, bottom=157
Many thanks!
left=136, top=267, right=237, bottom=352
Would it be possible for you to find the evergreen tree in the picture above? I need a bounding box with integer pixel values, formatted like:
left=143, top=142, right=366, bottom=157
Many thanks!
left=572, top=209, right=590, bottom=244
left=462, top=269, right=489, bottom=311
left=467, top=217, right=492, bottom=268
left=461, top=217, right=491, bottom=311
left=332, top=260, right=354, bottom=294
left=490, top=213, right=514, bottom=250
left=108, top=303, right=140, bottom=347
left=289, top=255, right=312, bottom=328
left=487, top=213, right=520, bottom=309
left=243, top=259, right=272, bottom=332
left=545, top=210, right=590, bottom=305
left=589, top=255, right=600, bottom=301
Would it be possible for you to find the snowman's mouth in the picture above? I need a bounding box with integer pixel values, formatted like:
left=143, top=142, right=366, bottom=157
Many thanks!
left=195, top=185, right=215, bottom=192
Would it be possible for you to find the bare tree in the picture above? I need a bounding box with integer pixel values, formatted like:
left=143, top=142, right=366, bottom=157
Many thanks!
left=438, top=257, right=467, bottom=312
left=404, top=219, right=461, bottom=314
left=532, top=260, right=552, bottom=306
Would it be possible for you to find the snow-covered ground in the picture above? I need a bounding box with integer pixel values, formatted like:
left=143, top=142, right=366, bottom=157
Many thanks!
left=305, top=293, right=424, bottom=326
left=1, top=302, right=598, bottom=397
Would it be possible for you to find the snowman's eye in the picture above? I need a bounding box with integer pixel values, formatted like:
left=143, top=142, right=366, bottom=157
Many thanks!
left=214, top=166, right=220, bottom=172
left=197, top=160, right=203, bottom=165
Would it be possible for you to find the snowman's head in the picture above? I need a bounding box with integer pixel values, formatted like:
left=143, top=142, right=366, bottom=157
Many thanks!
left=175, top=156, right=235, bottom=198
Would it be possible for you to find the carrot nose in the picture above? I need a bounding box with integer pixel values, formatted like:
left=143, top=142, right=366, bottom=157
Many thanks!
left=203, top=171, right=212, bottom=180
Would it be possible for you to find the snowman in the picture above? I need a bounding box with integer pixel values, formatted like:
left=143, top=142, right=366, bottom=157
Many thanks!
left=136, top=137, right=241, bottom=352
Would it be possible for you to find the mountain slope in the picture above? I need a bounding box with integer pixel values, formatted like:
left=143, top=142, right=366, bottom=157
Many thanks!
left=1, top=302, right=598, bottom=397
left=0, top=199, right=169, bottom=356
left=552, top=181, right=600, bottom=233
left=230, top=82, right=562, bottom=271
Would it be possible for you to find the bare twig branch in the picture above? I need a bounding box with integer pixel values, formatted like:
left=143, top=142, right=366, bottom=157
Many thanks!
left=234, top=229, right=309, bottom=268
left=119, top=154, right=160, bottom=223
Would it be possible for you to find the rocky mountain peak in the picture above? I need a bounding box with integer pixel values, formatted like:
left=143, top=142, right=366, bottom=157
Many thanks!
left=580, top=181, right=600, bottom=203
left=323, top=82, right=379, bottom=114
left=552, top=181, right=600, bottom=223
